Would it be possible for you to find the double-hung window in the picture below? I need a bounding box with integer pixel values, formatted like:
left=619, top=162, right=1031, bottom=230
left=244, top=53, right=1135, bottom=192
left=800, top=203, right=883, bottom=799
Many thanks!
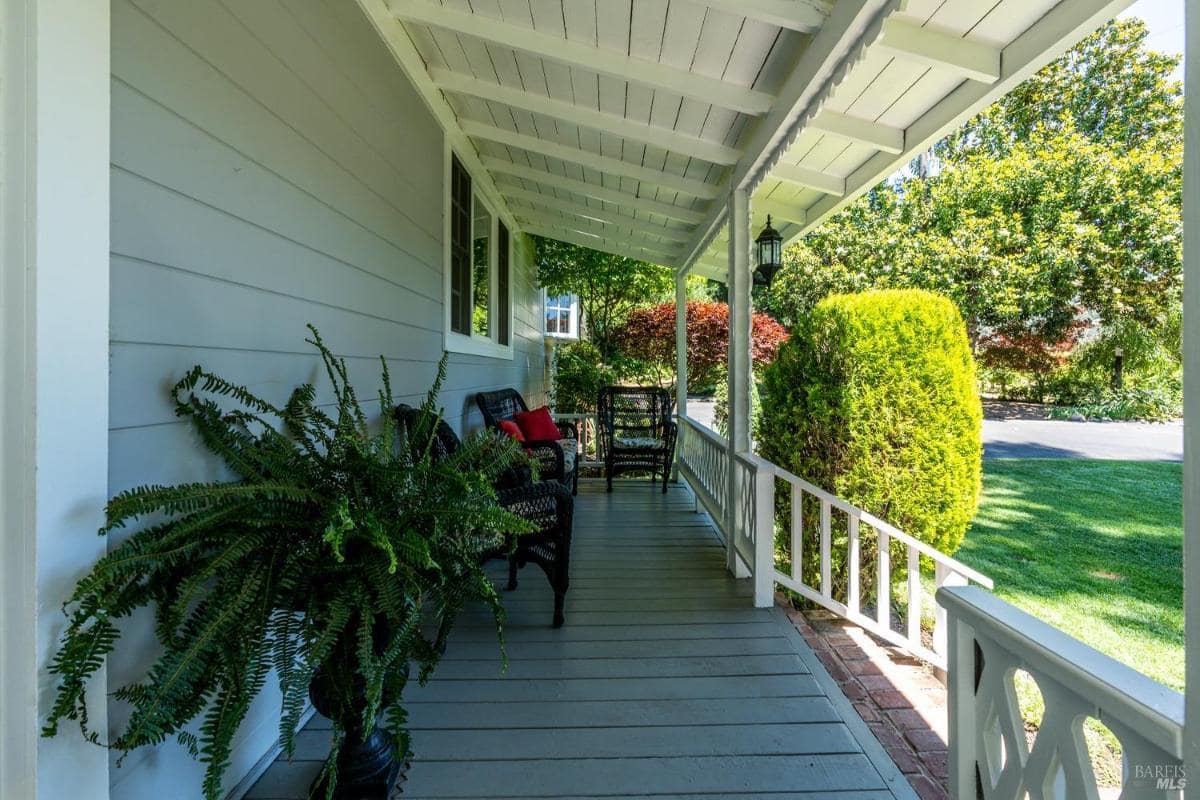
left=544, top=293, right=580, bottom=339
left=447, top=152, right=512, bottom=356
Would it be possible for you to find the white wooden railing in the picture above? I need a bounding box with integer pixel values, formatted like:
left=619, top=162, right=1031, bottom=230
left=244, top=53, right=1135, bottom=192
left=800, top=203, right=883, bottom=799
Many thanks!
left=675, top=414, right=991, bottom=669
left=551, top=412, right=602, bottom=468
left=939, top=586, right=1185, bottom=800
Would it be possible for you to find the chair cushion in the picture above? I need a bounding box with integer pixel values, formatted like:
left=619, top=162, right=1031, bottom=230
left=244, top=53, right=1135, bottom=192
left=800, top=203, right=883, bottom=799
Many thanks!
left=515, top=406, right=562, bottom=441
left=615, top=435, right=666, bottom=450
left=558, top=438, right=578, bottom=474
left=497, top=419, right=525, bottom=442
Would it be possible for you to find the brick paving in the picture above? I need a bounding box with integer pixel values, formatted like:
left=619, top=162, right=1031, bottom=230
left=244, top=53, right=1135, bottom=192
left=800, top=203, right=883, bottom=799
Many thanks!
left=779, top=597, right=950, bottom=800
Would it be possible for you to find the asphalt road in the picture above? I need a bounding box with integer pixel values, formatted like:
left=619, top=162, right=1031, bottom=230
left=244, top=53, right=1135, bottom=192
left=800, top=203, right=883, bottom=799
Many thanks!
left=684, top=398, right=1182, bottom=462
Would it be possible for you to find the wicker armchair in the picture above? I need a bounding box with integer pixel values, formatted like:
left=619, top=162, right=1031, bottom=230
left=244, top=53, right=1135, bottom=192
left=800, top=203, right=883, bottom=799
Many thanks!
left=475, top=389, right=579, bottom=495
left=393, top=405, right=574, bottom=627
left=597, top=386, right=678, bottom=494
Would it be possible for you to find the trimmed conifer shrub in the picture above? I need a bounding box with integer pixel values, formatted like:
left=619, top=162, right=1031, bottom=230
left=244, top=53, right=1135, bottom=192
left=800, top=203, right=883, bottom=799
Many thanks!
left=759, top=289, right=982, bottom=595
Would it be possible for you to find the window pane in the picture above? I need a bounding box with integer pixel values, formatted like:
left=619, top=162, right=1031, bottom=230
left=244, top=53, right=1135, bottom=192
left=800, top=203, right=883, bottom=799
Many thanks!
left=472, top=196, right=492, bottom=338
left=558, top=310, right=571, bottom=334
left=449, top=155, right=472, bottom=334
left=546, top=311, right=559, bottom=334
left=497, top=222, right=510, bottom=346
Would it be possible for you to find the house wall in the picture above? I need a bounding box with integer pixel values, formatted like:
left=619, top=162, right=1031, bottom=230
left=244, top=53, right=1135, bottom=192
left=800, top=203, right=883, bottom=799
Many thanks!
left=107, top=0, right=544, bottom=797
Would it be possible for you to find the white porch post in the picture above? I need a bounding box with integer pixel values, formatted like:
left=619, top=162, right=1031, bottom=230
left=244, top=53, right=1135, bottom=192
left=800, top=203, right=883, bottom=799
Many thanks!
left=726, top=188, right=752, bottom=577
left=0, top=2, right=111, bottom=798
left=675, top=269, right=689, bottom=419
left=1184, top=0, right=1199, bottom=776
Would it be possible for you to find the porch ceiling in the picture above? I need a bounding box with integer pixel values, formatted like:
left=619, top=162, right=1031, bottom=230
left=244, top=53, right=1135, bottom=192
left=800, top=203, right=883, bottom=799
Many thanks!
left=361, top=0, right=1133, bottom=279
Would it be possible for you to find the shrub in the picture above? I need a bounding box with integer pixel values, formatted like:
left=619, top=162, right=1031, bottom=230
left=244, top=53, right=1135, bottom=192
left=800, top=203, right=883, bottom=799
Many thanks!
left=552, top=340, right=613, bottom=413
left=612, top=301, right=788, bottom=391
left=760, top=289, right=982, bottom=595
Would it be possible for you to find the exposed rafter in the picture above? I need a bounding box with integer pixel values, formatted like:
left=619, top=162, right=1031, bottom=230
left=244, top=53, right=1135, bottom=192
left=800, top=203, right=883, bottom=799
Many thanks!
left=680, top=0, right=898, bottom=270
left=752, top=197, right=806, bottom=227
left=520, top=222, right=681, bottom=266
left=876, top=18, right=1002, bottom=83
left=502, top=189, right=695, bottom=243
left=430, top=70, right=742, bottom=166
left=809, top=111, right=904, bottom=154
left=770, top=163, right=847, bottom=196
left=512, top=208, right=689, bottom=249
left=461, top=120, right=723, bottom=199
left=690, top=0, right=831, bottom=32
left=389, top=0, right=775, bottom=115
left=482, top=157, right=709, bottom=224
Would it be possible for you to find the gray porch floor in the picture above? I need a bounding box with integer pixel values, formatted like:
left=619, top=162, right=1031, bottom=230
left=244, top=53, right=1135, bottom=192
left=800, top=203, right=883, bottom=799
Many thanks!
left=245, top=480, right=915, bottom=800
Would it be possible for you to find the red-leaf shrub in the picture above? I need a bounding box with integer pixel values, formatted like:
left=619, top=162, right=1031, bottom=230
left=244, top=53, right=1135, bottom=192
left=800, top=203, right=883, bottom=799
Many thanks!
left=613, top=301, right=788, bottom=391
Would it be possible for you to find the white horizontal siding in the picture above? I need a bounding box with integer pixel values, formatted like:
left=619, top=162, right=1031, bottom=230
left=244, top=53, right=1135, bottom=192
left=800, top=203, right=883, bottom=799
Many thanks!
left=107, top=0, right=545, bottom=797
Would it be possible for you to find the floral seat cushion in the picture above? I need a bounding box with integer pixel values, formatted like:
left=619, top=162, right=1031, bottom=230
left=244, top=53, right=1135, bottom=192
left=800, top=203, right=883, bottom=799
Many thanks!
left=614, top=435, right=666, bottom=450
left=557, top=439, right=578, bottom=473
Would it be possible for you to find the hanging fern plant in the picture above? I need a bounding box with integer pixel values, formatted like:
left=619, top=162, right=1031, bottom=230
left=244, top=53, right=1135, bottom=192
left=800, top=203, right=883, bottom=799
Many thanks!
left=42, top=326, right=532, bottom=799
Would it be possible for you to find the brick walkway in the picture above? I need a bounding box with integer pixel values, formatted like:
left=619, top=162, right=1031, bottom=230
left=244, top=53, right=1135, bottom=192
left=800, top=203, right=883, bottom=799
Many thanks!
left=779, top=599, right=950, bottom=800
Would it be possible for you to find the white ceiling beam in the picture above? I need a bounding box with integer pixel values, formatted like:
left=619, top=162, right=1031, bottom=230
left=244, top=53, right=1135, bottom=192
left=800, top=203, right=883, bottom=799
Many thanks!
left=679, top=0, right=896, bottom=269
left=512, top=208, right=690, bottom=249
left=461, top=120, right=722, bottom=200
left=690, top=0, right=830, bottom=32
left=876, top=18, right=1002, bottom=83
left=520, top=223, right=681, bottom=266
left=502, top=190, right=694, bottom=243
left=809, top=110, right=905, bottom=154
left=753, top=197, right=807, bottom=227
left=482, top=157, right=709, bottom=225
left=769, top=163, right=847, bottom=196
left=390, top=0, right=774, bottom=115
left=430, top=69, right=742, bottom=166
left=796, top=0, right=1137, bottom=243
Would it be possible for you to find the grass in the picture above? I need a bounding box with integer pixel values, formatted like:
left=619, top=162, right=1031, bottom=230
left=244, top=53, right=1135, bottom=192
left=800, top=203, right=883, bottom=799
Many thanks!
left=952, top=459, right=1183, bottom=784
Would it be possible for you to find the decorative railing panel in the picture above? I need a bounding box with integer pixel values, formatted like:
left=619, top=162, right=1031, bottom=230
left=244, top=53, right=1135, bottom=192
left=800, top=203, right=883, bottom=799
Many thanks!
left=938, top=587, right=1185, bottom=800
left=675, top=415, right=729, bottom=534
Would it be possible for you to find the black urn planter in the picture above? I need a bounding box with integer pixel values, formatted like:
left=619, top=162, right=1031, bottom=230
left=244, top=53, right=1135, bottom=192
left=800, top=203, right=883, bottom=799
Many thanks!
left=307, top=623, right=406, bottom=800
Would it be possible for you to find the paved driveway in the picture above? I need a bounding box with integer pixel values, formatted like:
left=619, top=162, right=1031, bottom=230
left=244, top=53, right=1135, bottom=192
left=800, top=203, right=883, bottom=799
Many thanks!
left=685, top=398, right=1182, bottom=462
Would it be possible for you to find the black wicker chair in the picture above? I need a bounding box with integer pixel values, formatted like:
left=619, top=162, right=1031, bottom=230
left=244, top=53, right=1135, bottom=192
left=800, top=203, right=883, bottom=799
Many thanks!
left=394, top=404, right=574, bottom=627
left=475, top=389, right=579, bottom=495
left=597, top=386, right=678, bottom=494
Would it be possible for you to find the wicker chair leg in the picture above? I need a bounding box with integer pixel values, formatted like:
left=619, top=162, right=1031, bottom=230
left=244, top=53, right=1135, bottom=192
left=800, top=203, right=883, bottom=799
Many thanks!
left=661, top=457, right=669, bottom=493
left=606, top=460, right=613, bottom=493
left=506, top=556, right=519, bottom=591
left=552, top=592, right=565, bottom=628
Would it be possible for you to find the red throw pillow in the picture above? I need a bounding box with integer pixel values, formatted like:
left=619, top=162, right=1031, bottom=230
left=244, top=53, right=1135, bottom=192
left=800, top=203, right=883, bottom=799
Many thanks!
left=514, top=406, right=561, bottom=441
left=496, top=419, right=525, bottom=442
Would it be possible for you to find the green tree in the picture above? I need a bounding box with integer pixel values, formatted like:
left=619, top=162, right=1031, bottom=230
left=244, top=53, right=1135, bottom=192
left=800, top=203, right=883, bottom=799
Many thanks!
left=534, top=236, right=672, bottom=361
left=761, top=18, right=1182, bottom=359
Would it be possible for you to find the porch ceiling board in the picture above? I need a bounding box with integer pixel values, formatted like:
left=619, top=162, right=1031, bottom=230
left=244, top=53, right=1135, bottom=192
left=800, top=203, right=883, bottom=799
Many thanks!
left=519, top=223, right=683, bottom=266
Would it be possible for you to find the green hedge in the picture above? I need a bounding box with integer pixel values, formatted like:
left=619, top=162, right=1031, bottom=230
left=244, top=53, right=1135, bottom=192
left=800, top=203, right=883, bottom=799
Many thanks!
left=760, top=289, right=982, bottom=571
left=552, top=340, right=613, bottom=413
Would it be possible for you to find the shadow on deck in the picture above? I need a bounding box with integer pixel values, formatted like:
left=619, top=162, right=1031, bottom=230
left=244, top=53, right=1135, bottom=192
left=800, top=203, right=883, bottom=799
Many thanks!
left=246, top=479, right=915, bottom=799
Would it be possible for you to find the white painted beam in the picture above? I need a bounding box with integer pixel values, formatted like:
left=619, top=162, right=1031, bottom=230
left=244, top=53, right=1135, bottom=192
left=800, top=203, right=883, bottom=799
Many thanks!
left=503, top=190, right=694, bottom=243
left=512, top=208, right=690, bottom=249
left=770, top=162, right=847, bottom=195
left=461, top=119, right=722, bottom=199
left=691, top=0, right=830, bottom=32
left=482, top=157, right=709, bottom=224
left=390, top=0, right=774, bottom=115
left=752, top=196, right=808, bottom=226
left=1183, top=0, right=1199, bottom=778
left=809, top=110, right=905, bottom=154
left=520, top=223, right=681, bottom=266
left=431, top=69, right=742, bottom=165
left=876, top=18, right=1002, bottom=83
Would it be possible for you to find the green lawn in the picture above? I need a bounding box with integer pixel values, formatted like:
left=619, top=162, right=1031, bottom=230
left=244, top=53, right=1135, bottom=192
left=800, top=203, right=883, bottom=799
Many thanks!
left=956, top=459, right=1184, bottom=690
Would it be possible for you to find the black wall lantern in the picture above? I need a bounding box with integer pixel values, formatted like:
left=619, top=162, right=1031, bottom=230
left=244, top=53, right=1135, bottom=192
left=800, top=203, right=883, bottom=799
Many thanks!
left=754, top=215, right=782, bottom=288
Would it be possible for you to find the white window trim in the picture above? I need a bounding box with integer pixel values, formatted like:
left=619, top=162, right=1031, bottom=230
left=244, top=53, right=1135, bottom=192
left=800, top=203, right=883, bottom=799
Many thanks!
left=443, top=141, right=514, bottom=359
left=543, top=291, right=580, bottom=340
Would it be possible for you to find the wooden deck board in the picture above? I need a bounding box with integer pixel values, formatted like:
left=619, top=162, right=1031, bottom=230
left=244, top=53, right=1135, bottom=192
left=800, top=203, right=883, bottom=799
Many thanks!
left=244, top=480, right=915, bottom=800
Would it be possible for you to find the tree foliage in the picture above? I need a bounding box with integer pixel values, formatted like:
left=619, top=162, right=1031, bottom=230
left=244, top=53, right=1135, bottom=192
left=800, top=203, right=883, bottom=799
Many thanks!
left=43, top=329, right=530, bottom=799
left=761, top=18, right=1182, bottom=376
left=535, top=236, right=672, bottom=360
left=760, top=290, right=982, bottom=594
left=612, top=300, right=789, bottom=391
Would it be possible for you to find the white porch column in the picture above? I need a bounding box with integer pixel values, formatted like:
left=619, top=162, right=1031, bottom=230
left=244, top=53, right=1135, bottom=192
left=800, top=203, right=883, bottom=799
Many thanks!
left=0, top=2, right=111, bottom=799
left=675, top=269, right=689, bottom=418
left=726, top=188, right=752, bottom=577
left=1183, top=0, right=1199, bottom=775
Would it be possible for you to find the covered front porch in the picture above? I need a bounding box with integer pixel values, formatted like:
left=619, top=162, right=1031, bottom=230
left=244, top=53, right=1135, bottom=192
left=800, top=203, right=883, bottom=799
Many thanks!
left=248, top=480, right=916, bottom=800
